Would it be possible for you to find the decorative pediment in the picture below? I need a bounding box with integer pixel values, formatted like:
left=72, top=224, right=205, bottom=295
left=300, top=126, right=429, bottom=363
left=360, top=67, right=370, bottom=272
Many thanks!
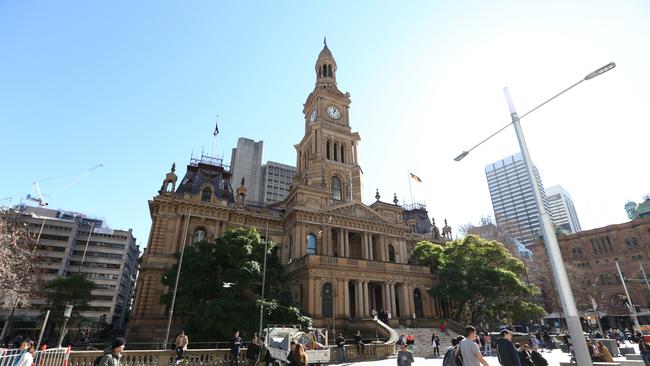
left=324, top=202, right=392, bottom=223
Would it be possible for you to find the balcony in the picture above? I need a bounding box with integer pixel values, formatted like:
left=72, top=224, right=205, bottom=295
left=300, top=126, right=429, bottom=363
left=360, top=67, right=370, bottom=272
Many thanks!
left=286, top=254, right=429, bottom=275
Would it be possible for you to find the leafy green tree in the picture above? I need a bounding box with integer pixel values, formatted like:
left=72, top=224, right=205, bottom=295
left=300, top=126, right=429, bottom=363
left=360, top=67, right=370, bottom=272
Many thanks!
left=42, top=274, right=96, bottom=336
left=412, top=235, right=545, bottom=324
left=161, top=227, right=311, bottom=341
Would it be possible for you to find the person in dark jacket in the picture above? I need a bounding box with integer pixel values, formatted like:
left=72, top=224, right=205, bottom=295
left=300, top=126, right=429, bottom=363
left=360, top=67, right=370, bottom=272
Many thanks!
left=287, top=341, right=297, bottom=365
left=336, top=334, right=347, bottom=363
left=496, top=330, right=521, bottom=366
left=246, top=336, right=260, bottom=366
left=230, top=331, right=243, bottom=366
left=354, top=330, right=365, bottom=354
left=530, top=346, right=548, bottom=366
left=518, top=344, right=535, bottom=366
left=99, top=337, right=126, bottom=366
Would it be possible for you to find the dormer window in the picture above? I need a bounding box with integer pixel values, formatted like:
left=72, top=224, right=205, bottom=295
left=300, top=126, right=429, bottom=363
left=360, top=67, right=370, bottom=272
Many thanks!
left=201, top=188, right=212, bottom=202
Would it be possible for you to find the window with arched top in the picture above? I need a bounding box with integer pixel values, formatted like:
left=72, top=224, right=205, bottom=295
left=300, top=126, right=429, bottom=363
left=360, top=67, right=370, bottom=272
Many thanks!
left=307, top=233, right=317, bottom=255
left=322, top=283, right=333, bottom=317
left=192, top=228, right=207, bottom=243
left=201, top=188, right=212, bottom=202
left=331, top=176, right=342, bottom=201
left=413, top=288, right=424, bottom=318
left=388, top=245, right=396, bottom=263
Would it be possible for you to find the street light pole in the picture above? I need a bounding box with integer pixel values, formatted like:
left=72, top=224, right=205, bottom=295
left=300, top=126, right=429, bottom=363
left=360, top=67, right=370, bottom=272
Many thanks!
left=454, top=62, right=616, bottom=366
left=590, top=296, right=605, bottom=338
left=616, top=260, right=641, bottom=331
left=504, top=87, right=592, bottom=366
left=259, top=220, right=269, bottom=337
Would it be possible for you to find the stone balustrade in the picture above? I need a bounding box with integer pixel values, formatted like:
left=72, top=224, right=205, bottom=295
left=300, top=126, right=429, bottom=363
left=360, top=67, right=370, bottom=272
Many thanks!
left=68, top=343, right=395, bottom=366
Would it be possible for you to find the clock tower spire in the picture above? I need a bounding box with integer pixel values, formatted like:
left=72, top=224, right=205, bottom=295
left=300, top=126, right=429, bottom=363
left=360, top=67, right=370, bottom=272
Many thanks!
left=292, top=41, right=363, bottom=203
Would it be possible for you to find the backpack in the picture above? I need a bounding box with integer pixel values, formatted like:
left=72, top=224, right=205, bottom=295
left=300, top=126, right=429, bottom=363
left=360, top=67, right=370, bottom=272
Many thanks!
left=453, top=345, right=463, bottom=366
left=92, top=355, right=104, bottom=366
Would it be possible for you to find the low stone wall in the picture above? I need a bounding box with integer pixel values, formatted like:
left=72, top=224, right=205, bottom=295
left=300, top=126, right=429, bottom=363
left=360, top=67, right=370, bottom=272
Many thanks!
left=69, top=343, right=395, bottom=366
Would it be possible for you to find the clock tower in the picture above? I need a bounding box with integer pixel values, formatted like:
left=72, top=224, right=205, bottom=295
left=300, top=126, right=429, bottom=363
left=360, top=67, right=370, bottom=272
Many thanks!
left=292, top=40, right=362, bottom=203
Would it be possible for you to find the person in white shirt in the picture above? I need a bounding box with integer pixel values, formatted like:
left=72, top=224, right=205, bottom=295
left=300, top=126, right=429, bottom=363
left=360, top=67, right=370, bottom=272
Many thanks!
left=16, top=343, right=35, bottom=366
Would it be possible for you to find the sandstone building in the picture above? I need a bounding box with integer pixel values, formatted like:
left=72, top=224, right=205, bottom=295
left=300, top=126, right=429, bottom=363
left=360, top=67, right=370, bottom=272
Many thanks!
left=127, top=42, right=451, bottom=342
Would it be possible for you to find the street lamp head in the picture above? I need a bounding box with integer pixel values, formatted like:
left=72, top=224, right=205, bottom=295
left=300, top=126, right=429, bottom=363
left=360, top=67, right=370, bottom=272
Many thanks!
left=584, top=62, right=616, bottom=80
left=454, top=151, right=469, bottom=162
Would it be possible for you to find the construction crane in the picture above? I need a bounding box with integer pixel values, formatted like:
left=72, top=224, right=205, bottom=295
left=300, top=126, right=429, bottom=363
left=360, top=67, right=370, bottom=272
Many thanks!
left=24, top=164, right=103, bottom=207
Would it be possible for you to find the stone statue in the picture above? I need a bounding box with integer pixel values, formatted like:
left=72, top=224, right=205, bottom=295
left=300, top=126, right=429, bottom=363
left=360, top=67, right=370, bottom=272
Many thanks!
left=442, top=219, right=452, bottom=240
left=431, top=218, right=441, bottom=240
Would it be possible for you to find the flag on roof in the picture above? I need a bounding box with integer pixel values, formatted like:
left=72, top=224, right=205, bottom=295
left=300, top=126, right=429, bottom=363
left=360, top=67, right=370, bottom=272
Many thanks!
left=409, top=172, right=422, bottom=183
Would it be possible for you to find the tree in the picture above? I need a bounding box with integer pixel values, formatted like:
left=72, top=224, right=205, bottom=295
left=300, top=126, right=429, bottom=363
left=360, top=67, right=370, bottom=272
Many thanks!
left=412, top=235, right=546, bottom=325
left=0, top=209, right=42, bottom=339
left=42, top=275, right=97, bottom=337
left=161, top=227, right=311, bottom=341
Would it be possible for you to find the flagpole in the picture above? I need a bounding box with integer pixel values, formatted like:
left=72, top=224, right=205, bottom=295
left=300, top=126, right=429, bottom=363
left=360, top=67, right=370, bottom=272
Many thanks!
left=211, top=115, right=219, bottom=157
left=407, top=171, right=414, bottom=203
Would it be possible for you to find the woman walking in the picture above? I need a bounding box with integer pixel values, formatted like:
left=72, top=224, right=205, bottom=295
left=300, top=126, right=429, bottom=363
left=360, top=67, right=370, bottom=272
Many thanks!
left=431, top=332, right=440, bottom=357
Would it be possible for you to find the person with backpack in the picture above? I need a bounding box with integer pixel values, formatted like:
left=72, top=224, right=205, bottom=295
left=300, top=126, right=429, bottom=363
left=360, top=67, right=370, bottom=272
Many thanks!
left=496, top=329, right=521, bottom=366
left=96, top=337, right=126, bottom=366
left=397, top=343, right=414, bottom=366
left=443, top=336, right=464, bottom=366
left=458, top=326, right=490, bottom=366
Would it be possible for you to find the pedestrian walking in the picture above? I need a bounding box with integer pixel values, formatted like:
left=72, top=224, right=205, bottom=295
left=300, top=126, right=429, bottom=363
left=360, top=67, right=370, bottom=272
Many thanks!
left=431, top=332, right=441, bottom=357
left=336, top=333, right=347, bottom=363
left=639, top=338, right=650, bottom=366
left=98, top=337, right=126, bottom=366
left=483, top=333, right=492, bottom=356
left=397, top=344, right=414, bottom=366
left=354, top=330, right=365, bottom=354
left=496, top=329, right=521, bottom=366
left=230, top=331, right=242, bottom=366
left=293, top=344, right=308, bottom=366
left=246, top=336, right=259, bottom=366
left=459, top=326, right=490, bottom=366
left=443, top=336, right=464, bottom=366
left=175, top=330, right=189, bottom=361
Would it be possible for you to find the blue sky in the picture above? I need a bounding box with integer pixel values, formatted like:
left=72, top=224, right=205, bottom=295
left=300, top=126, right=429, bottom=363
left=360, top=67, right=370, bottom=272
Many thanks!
left=2, top=1, right=649, bottom=246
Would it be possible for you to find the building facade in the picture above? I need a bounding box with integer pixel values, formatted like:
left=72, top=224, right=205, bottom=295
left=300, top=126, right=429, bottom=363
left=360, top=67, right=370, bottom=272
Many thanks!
left=546, top=185, right=582, bottom=233
left=528, top=216, right=650, bottom=330
left=128, top=42, right=448, bottom=343
left=262, top=161, right=296, bottom=204
left=626, top=196, right=650, bottom=220
left=1, top=205, right=139, bottom=331
left=485, top=153, right=551, bottom=246
left=230, top=138, right=264, bottom=203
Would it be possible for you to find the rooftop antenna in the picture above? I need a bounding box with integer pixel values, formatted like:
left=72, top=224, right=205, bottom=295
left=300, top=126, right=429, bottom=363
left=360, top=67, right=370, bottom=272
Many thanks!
left=211, top=115, right=220, bottom=157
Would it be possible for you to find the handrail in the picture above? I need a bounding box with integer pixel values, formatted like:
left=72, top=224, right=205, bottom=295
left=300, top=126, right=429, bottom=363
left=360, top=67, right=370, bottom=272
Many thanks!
left=374, top=318, right=399, bottom=344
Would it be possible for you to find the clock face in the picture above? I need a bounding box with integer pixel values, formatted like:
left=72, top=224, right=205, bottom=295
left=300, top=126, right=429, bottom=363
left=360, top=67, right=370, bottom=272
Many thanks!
left=310, top=109, right=316, bottom=122
left=327, top=105, right=341, bottom=120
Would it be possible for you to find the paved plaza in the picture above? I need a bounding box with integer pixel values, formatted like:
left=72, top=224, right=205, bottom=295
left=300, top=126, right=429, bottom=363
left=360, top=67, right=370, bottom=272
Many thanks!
left=337, top=344, right=641, bottom=366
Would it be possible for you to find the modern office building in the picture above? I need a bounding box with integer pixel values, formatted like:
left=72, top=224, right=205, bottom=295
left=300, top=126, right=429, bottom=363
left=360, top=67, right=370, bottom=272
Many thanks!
left=546, top=185, right=582, bottom=233
left=262, top=161, right=296, bottom=204
left=230, top=138, right=264, bottom=203
left=0, top=205, right=139, bottom=331
left=485, top=153, right=551, bottom=246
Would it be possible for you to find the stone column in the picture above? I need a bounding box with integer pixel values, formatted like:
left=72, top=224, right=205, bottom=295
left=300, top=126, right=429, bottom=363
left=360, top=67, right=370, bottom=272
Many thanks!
left=401, top=284, right=411, bottom=319
left=390, top=283, right=397, bottom=318
left=343, top=280, right=350, bottom=317
left=338, top=229, right=344, bottom=257
left=361, top=281, right=367, bottom=317
left=355, top=281, right=362, bottom=318
left=344, top=230, right=350, bottom=257
left=369, top=235, right=375, bottom=260
left=361, top=233, right=367, bottom=259
left=382, top=282, right=390, bottom=314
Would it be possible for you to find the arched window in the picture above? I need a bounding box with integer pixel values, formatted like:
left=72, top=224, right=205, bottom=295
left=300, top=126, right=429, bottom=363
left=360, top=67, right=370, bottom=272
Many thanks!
left=322, top=283, right=333, bottom=317
left=307, top=233, right=317, bottom=255
left=340, top=145, right=345, bottom=163
left=413, top=289, right=424, bottom=318
left=388, top=245, right=396, bottom=263
left=328, top=65, right=333, bottom=77
left=201, top=188, right=212, bottom=202
left=192, top=228, right=207, bottom=243
left=326, top=141, right=331, bottom=160
left=331, top=176, right=342, bottom=201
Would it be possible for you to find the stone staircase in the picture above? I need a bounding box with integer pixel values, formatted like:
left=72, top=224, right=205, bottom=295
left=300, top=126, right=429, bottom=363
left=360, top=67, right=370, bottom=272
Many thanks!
left=394, top=326, right=460, bottom=358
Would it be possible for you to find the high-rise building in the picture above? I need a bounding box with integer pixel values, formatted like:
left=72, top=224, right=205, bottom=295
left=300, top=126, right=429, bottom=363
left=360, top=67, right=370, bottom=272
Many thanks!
left=546, top=185, right=582, bottom=233
left=230, top=138, right=264, bottom=203
left=1, top=205, right=139, bottom=331
left=262, top=161, right=296, bottom=204
left=485, top=153, right=551, bottom=246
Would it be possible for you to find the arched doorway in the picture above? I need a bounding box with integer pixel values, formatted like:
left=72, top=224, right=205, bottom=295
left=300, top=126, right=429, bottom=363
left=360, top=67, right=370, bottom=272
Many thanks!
left=413, top=288, right=424, bottom=318
left=322, top=283, right=333, bottom=317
